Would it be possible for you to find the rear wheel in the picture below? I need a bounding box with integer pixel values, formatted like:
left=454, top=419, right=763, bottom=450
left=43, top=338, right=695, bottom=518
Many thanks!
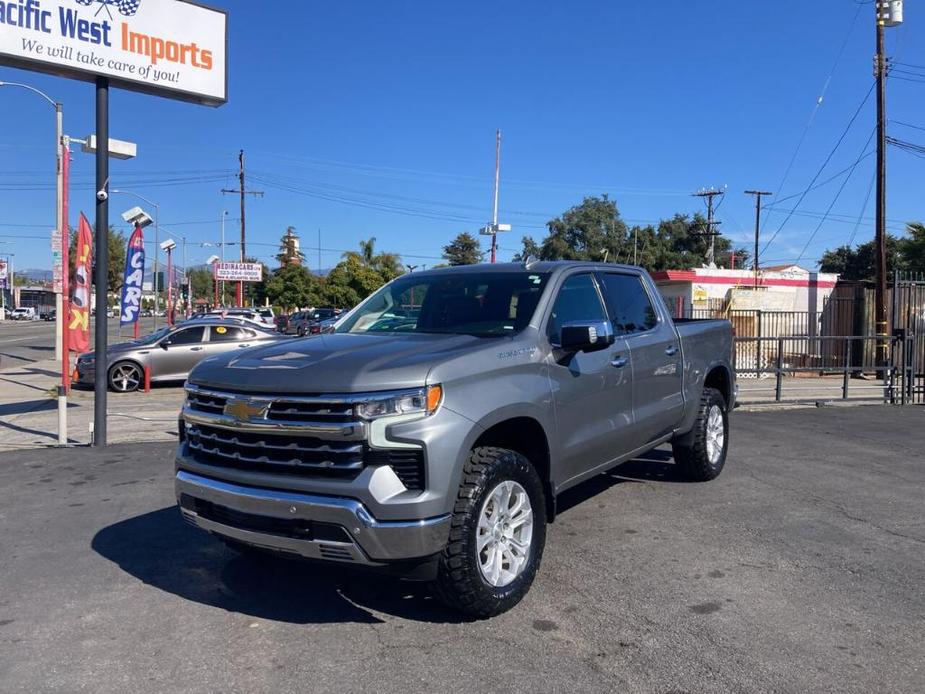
left=671, top=387, right=729, bottom=481
left=108, top=361, right=142, bottom=393
left=433, top=447, right=546, bottom=618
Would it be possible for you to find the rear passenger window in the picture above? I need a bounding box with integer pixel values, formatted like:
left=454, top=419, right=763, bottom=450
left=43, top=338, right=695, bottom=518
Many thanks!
left=210, top=326, right=246, bottom=342
left=167, top=327, right=205, bottom=345
left=598, top=273, right=659, bottom=334
left=546, top=273, right=608, bottom=345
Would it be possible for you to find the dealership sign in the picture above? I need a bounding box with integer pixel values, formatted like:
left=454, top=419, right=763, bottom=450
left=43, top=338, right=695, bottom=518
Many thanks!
left=214, top=262, right=262, bottom=282
left=0, top=0, right=227, bottom=105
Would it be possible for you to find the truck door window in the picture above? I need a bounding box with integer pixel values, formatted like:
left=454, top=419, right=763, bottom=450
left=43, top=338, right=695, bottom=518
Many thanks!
left=546, top=273, right=608, bottom=345
left=598, top=273, right=659, bottom=334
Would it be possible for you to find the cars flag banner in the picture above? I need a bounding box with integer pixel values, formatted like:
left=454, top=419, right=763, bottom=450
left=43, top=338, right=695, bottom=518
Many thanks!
left=120, top=224, right=145, bottom=326
left=68, top=213, right=93, bottom=353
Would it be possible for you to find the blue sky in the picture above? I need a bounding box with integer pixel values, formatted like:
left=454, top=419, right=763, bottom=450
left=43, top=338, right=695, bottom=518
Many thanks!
left=1, top=0, right=922, bottom=273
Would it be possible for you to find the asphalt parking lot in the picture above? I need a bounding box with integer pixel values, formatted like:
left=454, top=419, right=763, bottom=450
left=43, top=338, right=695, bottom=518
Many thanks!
left=0, top=406, right=922, bottom=693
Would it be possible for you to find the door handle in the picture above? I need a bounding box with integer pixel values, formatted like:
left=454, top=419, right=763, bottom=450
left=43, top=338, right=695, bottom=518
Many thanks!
left=611, top=356, right=628, bottom=368
left=238, top=343, right=251, bottom=348
left=665, top=346, right=678, bottom=356
left=190, top=347, right=203, bottom=352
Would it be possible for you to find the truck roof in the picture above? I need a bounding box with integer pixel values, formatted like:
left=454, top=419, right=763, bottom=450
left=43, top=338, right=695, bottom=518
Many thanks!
left=412, top=261, right=643, bottom=276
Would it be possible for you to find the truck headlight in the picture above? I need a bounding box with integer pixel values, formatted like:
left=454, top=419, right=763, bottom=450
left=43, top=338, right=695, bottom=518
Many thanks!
left=356, top=385, right=443, bottom=420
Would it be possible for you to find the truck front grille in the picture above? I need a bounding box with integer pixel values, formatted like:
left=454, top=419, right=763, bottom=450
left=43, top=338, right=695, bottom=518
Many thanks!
left=186, top=424, right=364, bottom=479
left=182, top=386, right=427, bottom=490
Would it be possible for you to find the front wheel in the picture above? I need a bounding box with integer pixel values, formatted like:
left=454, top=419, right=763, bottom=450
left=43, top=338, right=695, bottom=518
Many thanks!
left=108, top=361, right=143, bottom=393
left=433, top=447, right=546, bottom=619
left=671, top=387, right=729, bottom=481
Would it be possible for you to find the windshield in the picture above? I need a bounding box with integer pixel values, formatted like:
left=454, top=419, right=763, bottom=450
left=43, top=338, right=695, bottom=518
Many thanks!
left=132, top=326, right=172, bottom=345
left=336, top=271, right=550, bottom=337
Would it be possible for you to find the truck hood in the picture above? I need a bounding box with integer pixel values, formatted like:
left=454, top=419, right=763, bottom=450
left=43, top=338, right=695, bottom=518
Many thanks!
left=187, top=332, right=498, bottom=393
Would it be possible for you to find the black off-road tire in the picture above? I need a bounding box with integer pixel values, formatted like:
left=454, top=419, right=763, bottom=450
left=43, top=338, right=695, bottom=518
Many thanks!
left=433, top=447, right=547, bottom=619
left=671, top=387, right=729, bottom=482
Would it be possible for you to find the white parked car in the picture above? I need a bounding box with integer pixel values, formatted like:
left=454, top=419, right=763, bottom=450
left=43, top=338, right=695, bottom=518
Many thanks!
left=206, top=307, right=275, bottom=328
left=10, top=307, right=37, bottom=321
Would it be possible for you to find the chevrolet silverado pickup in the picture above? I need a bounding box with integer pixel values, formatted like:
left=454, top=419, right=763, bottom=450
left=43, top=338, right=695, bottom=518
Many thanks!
left=175, top=261, right=735, bottom=617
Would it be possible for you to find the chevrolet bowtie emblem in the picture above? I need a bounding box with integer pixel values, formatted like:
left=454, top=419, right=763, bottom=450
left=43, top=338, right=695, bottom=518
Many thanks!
left=224, top=398, right=269, bottom=422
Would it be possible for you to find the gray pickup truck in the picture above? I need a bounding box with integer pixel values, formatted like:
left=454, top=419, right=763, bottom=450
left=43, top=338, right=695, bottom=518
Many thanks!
left=175, top=262, right=735, bottom=617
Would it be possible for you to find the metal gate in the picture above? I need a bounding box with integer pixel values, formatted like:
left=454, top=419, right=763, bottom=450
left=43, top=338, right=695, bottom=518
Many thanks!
left=892, top=272, right=925, bottom=404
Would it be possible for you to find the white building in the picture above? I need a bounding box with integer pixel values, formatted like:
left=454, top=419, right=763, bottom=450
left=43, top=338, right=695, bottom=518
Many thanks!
left=652, top=265, right=840, bottom=316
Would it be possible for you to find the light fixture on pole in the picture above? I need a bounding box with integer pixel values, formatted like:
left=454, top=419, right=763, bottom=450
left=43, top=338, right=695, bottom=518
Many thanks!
left=161, top=239, right=177, bottom=326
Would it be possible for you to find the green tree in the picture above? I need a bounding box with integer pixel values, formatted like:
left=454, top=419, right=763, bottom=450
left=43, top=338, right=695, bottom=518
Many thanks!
left=523, top=197, right=748, bottom=271
left=187, top=268, right=214, bottom=303
left=443, top=232, right=483, bottom=265
left=342, top=237, right=403, bottom=281
left=276, top=226, right=305, bottom=266
left=900, top=222, right=925, bottom=273
left=819, top=234, right=904, bottom=280
left=323, top=255, right=388, bottom=308
left=265, top=264, right=323, bottom=311
left=511, top=235, right=541, bottom=262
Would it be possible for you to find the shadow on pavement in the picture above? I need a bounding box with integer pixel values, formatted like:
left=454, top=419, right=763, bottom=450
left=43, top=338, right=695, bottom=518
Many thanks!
left=92, top=506, right=466, bottom=625
left=556, top=448, right=696, bottom=515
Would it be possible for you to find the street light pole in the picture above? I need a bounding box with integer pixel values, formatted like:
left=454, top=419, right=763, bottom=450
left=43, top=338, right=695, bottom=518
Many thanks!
left=0, top=81, right=70, bottom=446
left=221, top=210, right=227, bottom=306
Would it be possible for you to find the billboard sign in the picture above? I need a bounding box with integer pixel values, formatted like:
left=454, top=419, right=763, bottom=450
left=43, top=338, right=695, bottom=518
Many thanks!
left=0, top=0, right=227, bottom=106
left=214, top=262, right=262, bottom=282
left=0, top=259, right=7, bottom=290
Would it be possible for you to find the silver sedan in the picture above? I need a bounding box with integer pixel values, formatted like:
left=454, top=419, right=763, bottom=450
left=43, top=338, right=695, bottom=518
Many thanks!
left=75, top=319, right=283, bottom=392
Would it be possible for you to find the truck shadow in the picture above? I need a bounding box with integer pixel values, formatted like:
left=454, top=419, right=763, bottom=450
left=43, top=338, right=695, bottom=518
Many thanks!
left=556, top=448, right=698, bottom=515
left=91, top=507, right=467, bottom=625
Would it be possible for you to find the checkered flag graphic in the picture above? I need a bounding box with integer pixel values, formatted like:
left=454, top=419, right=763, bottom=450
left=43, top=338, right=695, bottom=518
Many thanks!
left=117, top=0, right=141, bottom=16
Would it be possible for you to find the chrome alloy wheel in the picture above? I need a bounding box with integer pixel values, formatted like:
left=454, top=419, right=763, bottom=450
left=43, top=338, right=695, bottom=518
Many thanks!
left=477, top=480, right=534, bottom=587
left=110, top=363, right=141, bottom=392
left=705, top=404, right=725, bottom=464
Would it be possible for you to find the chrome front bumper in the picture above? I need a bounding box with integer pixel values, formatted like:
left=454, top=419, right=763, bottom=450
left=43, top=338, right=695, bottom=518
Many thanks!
left=175, top=470, right=451, bottom=566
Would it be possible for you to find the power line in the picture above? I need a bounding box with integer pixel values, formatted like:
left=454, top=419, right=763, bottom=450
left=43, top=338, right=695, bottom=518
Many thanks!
left=848, top=170, right=876, bottom=247
left=891, top=119, right=925, bottom=132
left=795, top=126, right=876, bottom=262
left=761, top=80, right=876, bottom=256
left=763, top=2, right=863, bottom=224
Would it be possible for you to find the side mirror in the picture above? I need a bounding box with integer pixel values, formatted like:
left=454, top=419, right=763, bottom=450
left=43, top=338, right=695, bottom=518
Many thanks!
left=160, top=340, right=171, bottom=350
left=559, top=320, right=614, bottom=353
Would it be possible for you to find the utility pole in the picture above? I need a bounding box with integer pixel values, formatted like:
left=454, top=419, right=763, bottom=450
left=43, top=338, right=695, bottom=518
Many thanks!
left=692, top=188, right=724, bottom=266
left=480, top=130, right=511, bottom=262
left=745, top=190, right=772, bottom=287
left=222, top=149, right=263, bottom=307
left=873, top=1, right=898, bottom=368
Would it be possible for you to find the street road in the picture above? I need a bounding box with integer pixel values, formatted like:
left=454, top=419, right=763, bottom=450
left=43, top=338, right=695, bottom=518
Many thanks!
left=0, top=406, right=922, bottom=693
left=0, top=317, right=161, bottom=368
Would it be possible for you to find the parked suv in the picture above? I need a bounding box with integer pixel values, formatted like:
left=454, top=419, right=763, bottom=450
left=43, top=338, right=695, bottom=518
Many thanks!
left=176, top=262, right=735, bottom=617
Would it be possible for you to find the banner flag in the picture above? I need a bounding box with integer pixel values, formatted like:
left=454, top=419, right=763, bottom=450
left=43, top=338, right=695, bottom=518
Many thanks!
left=120, top=225, right=145, bottom=326
left=68, top=213, right=93, bottom=353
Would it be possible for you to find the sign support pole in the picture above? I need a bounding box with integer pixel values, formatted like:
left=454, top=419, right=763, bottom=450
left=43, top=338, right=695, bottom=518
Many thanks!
left=55, top=103, right=68, bottom=445
left=93, top=77, right=109, bottom=448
